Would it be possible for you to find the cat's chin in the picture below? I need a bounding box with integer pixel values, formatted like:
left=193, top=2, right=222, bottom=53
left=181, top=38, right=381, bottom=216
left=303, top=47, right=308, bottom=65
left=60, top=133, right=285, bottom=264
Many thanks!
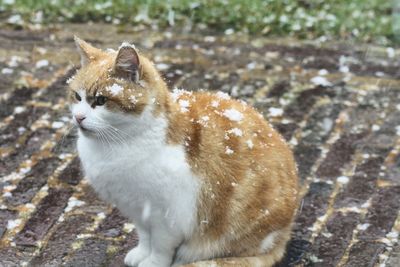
left=78, top=126, right=96, bottom=137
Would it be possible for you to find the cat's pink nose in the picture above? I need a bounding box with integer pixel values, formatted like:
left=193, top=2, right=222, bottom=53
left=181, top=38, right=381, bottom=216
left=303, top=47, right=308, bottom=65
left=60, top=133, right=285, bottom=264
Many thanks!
left=75, top=114, right=86, bottom=124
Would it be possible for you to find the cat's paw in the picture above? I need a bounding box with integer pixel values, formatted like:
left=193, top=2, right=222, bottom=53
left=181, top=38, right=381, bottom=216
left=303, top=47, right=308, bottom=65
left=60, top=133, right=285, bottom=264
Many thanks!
left=124, top=247, right=149, bottom=267
left=138, top=256, right=169, bottom=267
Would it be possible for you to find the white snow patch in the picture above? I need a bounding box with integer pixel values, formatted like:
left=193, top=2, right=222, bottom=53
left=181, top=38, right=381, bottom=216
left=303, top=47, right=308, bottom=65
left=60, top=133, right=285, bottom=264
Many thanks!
left=7, top=14, right=23, bottom=25
left=18, top=127, right=26, bottom=134
left=1, top=68, right=13, bottom=74
left=8, top=56, right=22, bottom=67
left=227, top=128, right=243, bottom=137
left=337, top=176, right=349, bottom=184
left=51, top=121, right=64, bottom=129
left=372, top=124, right=380, bottom=131
left=14, top=106, right=26, bottom=114
left=3, top=192, right=12, bottom=197
left=318, top=69, right=329, bottom=76
left=66, top=76, right=75, bottom=84
left=339, top=65, right=350, bottom=73
left=216, top=91, right=230, bottom=100
left=246, top=139, right=254, bottom=149
left=129, top=95, right=138, bottom=104
left=222, top=108, right=243, bottom=122
left=246, top=61, right=257, bottom=70
left=268, top=107, right=283, bottom=117
left=357, top=223, right=370, bottom=231
left=386, top=47, right=395, bottom=58
left=106, top=83, right=124, bottom=96
left=225, top=146, right=234, bottom=155
left=65, top=197, right=85, bottom=212
left=211, top=100, right=220, bottom=107
left=7, top=219, right=22, bottom=230
left=97, top=212, right=106, bottom=219
left=156, top=63, right=170, bottom=71
left=396, top=125, right=400, bottom=136
left=310, top=76, right=332, bottom=87
left=171, top=88, right=191, bottom=101
left=200, top=116, right=209, bottom=122
left=387, top=231, right=399, bottom=239
left=35, top=59, right=49, bottom=68
left=123, top=223, right=135, bottom=233
left=178, top=99, right=190, bottom=112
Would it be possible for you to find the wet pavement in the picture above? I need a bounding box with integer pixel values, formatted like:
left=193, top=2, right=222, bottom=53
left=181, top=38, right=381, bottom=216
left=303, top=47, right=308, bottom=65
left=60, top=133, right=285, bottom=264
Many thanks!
left=0, top=23, right=399, bottom=267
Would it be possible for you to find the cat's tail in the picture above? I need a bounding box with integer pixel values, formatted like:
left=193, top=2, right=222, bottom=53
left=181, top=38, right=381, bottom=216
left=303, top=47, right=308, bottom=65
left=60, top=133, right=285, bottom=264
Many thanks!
left=181, top=253, right=282, bottom=267
left=181, top=244, right=285, bottom=267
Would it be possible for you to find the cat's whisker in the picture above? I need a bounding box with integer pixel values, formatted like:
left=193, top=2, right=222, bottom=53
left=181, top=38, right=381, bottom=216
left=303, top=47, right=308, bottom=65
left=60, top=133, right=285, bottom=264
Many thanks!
left=105, top=126, right=130, bottom=145
left=104, top=128, right=123, bottom=145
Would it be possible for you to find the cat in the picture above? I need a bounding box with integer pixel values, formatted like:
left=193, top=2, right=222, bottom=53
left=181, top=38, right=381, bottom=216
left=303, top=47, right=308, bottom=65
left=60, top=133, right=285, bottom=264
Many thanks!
left=68, top=36, right=299, bottom=267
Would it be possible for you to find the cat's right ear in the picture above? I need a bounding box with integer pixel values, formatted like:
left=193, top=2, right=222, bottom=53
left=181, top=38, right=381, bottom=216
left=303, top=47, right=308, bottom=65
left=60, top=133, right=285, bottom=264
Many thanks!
left=114, top=43, right=141, bottom=83
left=74, top=36, right=102, bottom=67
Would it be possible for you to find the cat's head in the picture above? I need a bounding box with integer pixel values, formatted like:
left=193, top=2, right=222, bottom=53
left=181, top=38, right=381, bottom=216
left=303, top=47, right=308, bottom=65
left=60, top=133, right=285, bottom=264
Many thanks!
left=68, top=36, right=165, bottom=137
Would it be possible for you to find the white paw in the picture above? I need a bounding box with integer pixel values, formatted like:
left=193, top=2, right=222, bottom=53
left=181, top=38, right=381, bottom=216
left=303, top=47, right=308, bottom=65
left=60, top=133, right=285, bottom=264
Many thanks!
left=138, top=256, right=170, bottom=267
left=124, top=247, right=149, bottom=267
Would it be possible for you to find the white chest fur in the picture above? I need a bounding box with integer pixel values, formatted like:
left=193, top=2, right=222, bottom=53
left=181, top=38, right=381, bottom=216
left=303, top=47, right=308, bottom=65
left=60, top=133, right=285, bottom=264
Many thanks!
left=77, top=107, right=199, bottom=237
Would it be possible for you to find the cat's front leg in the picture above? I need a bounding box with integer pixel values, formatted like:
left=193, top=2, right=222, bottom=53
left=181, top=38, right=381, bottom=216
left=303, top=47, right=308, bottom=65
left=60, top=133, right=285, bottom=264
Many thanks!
left=138, top=222, right=182, bottom=267
left=124, top=226, right=151, bottom=266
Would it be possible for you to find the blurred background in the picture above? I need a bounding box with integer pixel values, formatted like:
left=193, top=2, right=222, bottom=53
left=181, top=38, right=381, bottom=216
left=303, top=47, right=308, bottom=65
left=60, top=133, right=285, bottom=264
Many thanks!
left=0, top=0, right=398, bottom=45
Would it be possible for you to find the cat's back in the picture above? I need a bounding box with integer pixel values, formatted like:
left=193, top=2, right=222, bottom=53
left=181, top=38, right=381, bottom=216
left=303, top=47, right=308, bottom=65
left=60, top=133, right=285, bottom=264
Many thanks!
left=169, top=90, right=299, bottom=261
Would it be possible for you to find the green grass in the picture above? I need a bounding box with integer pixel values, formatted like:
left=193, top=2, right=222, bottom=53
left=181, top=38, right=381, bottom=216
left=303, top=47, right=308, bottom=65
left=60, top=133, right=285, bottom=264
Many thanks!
left=0, top=0, right=397, bottom=45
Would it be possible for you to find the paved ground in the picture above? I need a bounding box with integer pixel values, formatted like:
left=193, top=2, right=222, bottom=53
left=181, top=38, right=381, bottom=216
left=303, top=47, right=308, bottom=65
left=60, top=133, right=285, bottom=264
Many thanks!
left=0, top=23, right=399, bottom=267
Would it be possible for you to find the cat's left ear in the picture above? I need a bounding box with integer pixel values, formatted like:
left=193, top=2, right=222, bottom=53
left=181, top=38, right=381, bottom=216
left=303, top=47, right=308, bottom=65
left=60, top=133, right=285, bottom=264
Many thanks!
left=74, top=36, right=103, bottom=67
left=114, top=43, right=141, bottom=83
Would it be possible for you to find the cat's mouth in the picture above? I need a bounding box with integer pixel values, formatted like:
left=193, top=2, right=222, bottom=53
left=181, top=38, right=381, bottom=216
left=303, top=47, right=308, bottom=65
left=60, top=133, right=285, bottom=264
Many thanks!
left=78, top=124, right=93, bottom=133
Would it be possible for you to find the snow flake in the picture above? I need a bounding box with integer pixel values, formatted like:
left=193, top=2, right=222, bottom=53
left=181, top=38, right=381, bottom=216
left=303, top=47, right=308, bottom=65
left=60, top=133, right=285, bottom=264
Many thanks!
left=1, top=68, right=13, bottom=74
left=337, top=176, right=349, bottom=184
left=222, top=108, right=243, bottom=122
left=318, top=69, right=329, bottom=76
left=357, top=223, right=370, bottom=231
left=171, top=88, right=191, bottom=101
left=216, top=91, right=230, bottom=100
left=123, top=223, right=135, bottom=233
left=310, top=76, right=332, bottom=87
left=246, top=140, right=254, bottom=149
left=227, top=128, right=243, bottom=137
left=225, top=146, right=234, bottom=155
left=35, top=59, right=49, bottom=68
left=7, top=219, right=22, bottom=230
left=211, top=100, right=220, bottom=107
left=200, top=116, right=209, bottom=122
left=14, top=106, right=26, bottom=114
left=106, top=83, right=124, bottom=96
left=129, top=95, right=138, bottom=104
left=66, top=75, right=75, bottom=84
left=198, top=116, right=210, bottom=126
left=268, top=107, right=283, bottom=117
left=372, top=124, right=380, bottom=131
left=178, top=99, right=190, bottom=112
left=386, top=47, right=395, bottom=58
left=156, top=63, right=170, bottom=71
left=65, top=197, right=85, bottom=212
left=51, top=121, right=64, bottom=129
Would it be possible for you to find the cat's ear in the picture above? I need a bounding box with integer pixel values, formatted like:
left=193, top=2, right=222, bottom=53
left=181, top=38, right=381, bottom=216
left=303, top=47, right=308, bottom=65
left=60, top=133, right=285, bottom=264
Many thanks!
left=74, top=36, right=102, bottom=67
left=114, top=43, right=140, bottom=83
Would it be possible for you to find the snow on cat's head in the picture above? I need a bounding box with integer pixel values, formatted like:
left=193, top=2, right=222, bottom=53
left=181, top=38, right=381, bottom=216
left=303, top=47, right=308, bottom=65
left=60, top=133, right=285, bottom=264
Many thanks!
left=68, top=36, right=164, bottom=136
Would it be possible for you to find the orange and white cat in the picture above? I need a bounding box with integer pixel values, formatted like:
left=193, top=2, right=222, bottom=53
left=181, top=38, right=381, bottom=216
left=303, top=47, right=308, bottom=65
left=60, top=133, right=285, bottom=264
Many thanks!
left=68, top=37, right=299, bottom=267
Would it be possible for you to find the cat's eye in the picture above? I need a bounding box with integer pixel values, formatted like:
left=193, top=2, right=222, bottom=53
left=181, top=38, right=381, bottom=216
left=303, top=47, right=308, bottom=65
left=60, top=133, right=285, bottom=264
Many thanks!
left=74, top=92, right=81, bottom=101
left=95, top=95, right=107, bottom=106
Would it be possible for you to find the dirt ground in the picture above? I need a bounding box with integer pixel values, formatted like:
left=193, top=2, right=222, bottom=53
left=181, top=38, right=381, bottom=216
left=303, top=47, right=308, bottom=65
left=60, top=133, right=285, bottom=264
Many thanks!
left=0, top=23, right=399, bottom=267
